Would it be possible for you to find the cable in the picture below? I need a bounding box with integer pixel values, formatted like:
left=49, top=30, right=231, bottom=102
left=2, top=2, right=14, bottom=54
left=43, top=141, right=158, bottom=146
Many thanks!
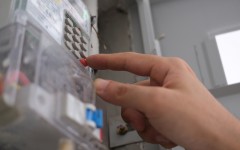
left=91, top=21, right=112, bottom=51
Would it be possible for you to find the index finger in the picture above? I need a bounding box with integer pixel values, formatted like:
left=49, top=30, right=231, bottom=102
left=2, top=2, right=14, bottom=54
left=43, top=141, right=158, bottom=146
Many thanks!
left=86, top=52, right=169, bottom=77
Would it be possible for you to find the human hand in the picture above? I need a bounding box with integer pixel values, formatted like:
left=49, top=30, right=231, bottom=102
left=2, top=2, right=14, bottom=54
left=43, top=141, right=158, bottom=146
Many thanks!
left=87, top=52, right=240, bottom=150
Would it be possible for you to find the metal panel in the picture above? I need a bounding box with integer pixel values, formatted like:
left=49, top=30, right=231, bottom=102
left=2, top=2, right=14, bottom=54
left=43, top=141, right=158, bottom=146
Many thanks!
left=0, top=0, right=14, bottom=28
left=136, top=0, right=162, bottom=55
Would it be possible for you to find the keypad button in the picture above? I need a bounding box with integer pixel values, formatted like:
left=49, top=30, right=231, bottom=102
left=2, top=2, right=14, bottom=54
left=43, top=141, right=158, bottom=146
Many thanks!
left=64, top=33, right=73, bottom=42
left=80, top=44, right=88, bottom=52
left=73, top=27, right=82, bottom=36
left=80, top=36, right=87, bottom=44
left=65, top=25, right=73, bottom=34
left=72, top=50, right=81, bottom=59
left=72, top=42, right=81, bottom=51
left=65, top=18, right=74, bottom=27
left=80, top=51, right=86, bottom=59
left=73, top=35, right=81, bottom=43
left=64, top=41, right=73, bottom=50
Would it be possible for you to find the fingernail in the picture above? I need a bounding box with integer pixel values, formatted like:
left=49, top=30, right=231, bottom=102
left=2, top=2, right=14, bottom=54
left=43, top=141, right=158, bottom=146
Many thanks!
left=95, top=79, right=110, bottom=93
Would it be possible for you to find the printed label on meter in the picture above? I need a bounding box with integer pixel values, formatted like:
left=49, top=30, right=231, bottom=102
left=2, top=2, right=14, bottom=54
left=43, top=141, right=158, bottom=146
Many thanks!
left=26, top=0, right=91, bottom=44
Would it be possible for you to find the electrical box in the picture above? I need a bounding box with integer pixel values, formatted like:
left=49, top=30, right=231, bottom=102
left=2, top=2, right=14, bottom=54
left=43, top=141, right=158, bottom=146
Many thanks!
left=0, top=0, right=105, bottom=150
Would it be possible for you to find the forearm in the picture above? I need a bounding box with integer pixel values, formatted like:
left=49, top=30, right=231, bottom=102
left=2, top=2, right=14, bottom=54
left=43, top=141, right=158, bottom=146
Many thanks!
left=214, top=117, right=240, bottom=150
left=187, top=110, right=240, bottom=150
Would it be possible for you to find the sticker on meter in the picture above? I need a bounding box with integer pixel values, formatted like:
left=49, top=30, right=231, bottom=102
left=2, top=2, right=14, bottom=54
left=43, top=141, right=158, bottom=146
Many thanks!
left=26, top=0, right=91, bottom=44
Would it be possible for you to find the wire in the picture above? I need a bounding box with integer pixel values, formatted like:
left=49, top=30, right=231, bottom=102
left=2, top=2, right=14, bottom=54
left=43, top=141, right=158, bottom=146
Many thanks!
left=91, top=22, right=112, bottom=51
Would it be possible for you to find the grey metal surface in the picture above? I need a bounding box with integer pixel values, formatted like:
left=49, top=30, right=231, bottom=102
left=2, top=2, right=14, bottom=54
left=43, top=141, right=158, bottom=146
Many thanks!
left=151, top=0, right=240, bottom=89
left=0, top=0, right=13, bottom=28
left=109, top=116, right=142, bottom=148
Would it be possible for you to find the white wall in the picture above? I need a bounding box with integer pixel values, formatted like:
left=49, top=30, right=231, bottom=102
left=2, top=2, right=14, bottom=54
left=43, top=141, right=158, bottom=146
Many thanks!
left=151, top=0, right=240, bottom=88
left=0, top=0, right=13, bottom=28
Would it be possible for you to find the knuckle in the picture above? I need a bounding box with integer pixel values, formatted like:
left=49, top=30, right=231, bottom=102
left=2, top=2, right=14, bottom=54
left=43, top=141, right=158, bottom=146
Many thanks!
left=169, top=57, right=186, bottom=66
left=116, top=84, right=128, bottom=97
left=168, top=57, right=192, bottom=71
left=110, top=82, right=129, bottom=100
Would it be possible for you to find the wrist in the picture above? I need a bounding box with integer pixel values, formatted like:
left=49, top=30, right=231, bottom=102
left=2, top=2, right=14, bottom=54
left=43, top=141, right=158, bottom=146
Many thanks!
left=217, top=117, right=240, bottom=150
left=203, top=113, right=240, bottom=150
left=184, top=106, right=240, bottom=150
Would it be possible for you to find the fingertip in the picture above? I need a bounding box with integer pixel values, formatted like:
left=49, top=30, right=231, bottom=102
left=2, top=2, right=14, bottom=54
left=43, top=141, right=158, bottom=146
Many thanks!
left=86, top=55, right=94, bottom=66
left=80, top=58, right=88, bottom=67
left=86, top=54, right=107, bottom=69
left=86, top=54, right=98, bottom=65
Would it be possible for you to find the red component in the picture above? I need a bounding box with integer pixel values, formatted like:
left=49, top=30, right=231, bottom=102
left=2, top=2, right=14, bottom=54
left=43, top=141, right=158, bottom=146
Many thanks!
left=80, top=58, right=88, bottom=67
left=100, top=129, right=103, bottom=142
left=7, top=71, right=30, bottom=86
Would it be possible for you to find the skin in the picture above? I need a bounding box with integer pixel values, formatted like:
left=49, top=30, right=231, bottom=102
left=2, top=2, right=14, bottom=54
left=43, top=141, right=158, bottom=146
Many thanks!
left=86, top=52, right=240, bottom=150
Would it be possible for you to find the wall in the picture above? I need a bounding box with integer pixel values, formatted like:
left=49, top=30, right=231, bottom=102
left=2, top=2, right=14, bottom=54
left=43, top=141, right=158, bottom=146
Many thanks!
left=151, top=0, right=240, bottom=88
left=0, top=0, right=13, bottom=28
left=150, top=0, right=240, bottom=111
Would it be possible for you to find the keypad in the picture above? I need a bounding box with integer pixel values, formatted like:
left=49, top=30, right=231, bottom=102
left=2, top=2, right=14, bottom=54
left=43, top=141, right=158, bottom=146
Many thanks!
left=64, top=12, right=90, bottom=59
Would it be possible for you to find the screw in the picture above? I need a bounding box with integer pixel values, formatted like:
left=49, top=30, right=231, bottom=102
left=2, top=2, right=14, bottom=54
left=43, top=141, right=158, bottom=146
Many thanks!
left=116, top=124, right=128, bottom=135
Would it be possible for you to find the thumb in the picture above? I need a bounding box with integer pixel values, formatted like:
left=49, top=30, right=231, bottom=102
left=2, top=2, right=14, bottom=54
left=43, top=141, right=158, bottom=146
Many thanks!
left=94, top=78, right=168, bottom=113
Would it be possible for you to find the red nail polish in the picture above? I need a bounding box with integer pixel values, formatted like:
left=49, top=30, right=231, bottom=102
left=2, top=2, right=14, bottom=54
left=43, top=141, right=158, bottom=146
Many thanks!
left=80, top=58, right=88, bottom=67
